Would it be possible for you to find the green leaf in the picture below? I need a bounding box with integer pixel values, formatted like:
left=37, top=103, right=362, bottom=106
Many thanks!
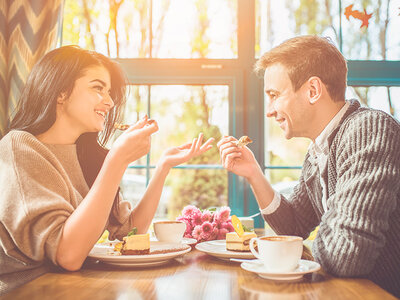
left=127, top=227, right=138, bottom=236
left=242, top=224, right=253, bottom=232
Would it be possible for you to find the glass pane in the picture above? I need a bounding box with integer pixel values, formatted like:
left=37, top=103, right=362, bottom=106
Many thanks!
left=119, top=84, right=229, bottom=220
left=265, top=169, right=302, bottom=197
left=124, top=85, right=149, bottom=124
left=264, top=117, right=310, bottom=167
left=341, top=0, right=400, bottom=60
left=120, top=167, right=149, bottom=212
left=264, top=111, right=309, bottom=199
left=163, top=168, right=228, bottom=219
left=264, top=168, right=302, bottom=234
left=121, top=168, right=228, bottom=220
left=346, top=86, right=400, bottom=121
left=149, top=85, right=229, bottom=165
left=62, top=0, right=151, bottom=58
left=108, top=85, right=149, bottom=166
left=152, top=0, right=238, bottom=58
left=255, top=0, right=340, bottom=58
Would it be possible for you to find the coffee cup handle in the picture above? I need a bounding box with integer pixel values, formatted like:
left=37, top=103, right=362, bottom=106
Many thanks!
left=249, top=237, right=260, bottom=259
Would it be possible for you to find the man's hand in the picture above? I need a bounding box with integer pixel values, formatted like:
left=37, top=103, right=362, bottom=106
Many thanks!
left=217, top=136, right=261, bottom=179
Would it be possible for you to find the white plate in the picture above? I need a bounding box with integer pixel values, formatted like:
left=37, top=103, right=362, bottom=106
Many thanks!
left=241, top=259, right=321, bottom=281
left=150, top=237, right=197, bottom=245
left=89, top=241, right=191, bottom=267
left=195, top=240, right=255, bottom=261
left=182, top=237, right=197, bottom=245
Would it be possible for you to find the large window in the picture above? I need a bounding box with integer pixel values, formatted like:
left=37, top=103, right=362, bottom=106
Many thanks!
left=118, top=84, right=229, bottom=219
left=63, top=0, right=400, bottom=226
left=63, top=0, right=248, bottom=221
left=256, top=0, right=400, bottom=197
left=63, top=0, right=237, bottom=58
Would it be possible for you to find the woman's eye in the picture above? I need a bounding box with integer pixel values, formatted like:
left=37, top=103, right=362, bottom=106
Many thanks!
left=94, top=86, right=103, bottom=92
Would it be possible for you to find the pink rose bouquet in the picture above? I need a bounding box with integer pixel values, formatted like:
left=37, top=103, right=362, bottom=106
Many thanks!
left=176, top=205, right=235, bottom=243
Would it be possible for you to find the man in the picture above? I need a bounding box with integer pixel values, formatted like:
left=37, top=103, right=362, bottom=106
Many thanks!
left=217, top=35, right=400, bottom=297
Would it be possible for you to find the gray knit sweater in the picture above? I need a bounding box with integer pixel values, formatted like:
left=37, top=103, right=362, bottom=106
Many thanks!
left=263, top=100, right=400, bottom=297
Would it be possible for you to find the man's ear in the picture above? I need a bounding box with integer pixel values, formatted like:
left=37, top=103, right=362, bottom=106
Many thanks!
left=307, top=76, right=322, bottom=104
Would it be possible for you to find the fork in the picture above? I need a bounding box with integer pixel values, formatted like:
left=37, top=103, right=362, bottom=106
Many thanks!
left=247, top=212, right=261, bottom=218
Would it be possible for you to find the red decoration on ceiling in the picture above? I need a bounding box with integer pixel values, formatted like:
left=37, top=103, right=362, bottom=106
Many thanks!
left=344, top=4, right=373, bottom=28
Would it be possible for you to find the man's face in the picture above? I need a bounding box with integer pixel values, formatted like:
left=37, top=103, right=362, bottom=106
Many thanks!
left=263, top=64, right=310, bottom=139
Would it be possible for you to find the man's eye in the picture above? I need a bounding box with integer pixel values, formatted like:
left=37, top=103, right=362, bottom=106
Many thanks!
left=94, top=86, right=103, bottom=92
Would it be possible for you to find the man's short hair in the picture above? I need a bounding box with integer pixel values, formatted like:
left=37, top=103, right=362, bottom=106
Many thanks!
left=254, top=35, right=347, bottom=102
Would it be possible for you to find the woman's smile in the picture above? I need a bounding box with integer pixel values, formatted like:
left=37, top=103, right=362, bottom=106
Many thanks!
left=94, top=110, right=107, bottom=120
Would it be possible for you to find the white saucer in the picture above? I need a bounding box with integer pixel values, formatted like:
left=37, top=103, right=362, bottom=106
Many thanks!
left=241, top=259, right=321, bottom=281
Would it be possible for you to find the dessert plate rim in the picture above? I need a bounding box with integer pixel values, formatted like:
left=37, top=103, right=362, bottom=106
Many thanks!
left=195, top=239, right=255, bottom=260
left=89, top=241, right=191, bottom=266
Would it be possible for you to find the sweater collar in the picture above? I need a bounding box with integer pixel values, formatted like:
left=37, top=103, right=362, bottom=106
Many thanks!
left=326, top=99, right=361, bottom=146
left=310, top=101, right=350, bottom=158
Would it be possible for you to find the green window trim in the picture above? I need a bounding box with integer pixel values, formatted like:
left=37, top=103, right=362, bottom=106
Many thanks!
left=347, top=61, right=400, bottom=87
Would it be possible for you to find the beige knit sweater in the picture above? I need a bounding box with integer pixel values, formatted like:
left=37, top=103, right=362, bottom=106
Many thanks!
left=0, top=130, right=134, bottom=295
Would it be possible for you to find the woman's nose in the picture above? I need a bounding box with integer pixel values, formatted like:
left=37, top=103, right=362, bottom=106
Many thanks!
left=103, top=93, right=114, bottom=108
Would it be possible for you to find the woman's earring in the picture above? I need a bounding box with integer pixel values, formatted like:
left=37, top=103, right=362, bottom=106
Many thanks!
left=57, top=93, right=66, bottom=104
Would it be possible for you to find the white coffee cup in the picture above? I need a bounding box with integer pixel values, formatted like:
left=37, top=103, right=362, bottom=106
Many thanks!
left=249, top=235, right=303, bottom=273
left=153, top=221, right=186, bottom=243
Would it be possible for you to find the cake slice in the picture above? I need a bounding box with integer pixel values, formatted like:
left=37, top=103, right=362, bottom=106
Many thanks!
left=226, top=231, right=257, bottom=252
left=121, top=231, right=150, bottom=255
left=235, top=136, right=252, bottom=147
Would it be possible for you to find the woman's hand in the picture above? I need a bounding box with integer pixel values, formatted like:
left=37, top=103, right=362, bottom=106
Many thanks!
left=217, top=135, right=261, bottom=179
left=110, top=116, right=159, bottom=167
left=158, top=133, right=214, bottom=170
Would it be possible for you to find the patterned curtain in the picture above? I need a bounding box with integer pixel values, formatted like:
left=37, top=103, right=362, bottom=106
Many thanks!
left=0, top=0, right=64, bottom=137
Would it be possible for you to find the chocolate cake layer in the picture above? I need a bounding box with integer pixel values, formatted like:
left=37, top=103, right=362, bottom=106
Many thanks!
left=121, top=249, right=150, bottom=255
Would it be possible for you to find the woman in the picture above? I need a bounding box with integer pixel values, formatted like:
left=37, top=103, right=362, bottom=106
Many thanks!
left=0, top=45, right=213, bottom=295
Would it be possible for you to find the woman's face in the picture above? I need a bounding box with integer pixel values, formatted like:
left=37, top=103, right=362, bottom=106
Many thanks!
left=58, top=65, right=114, bottom=137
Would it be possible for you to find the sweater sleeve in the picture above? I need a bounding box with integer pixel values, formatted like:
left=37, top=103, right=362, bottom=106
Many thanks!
left=262, top=165, right=320, bottom=239
left=313, top=111, right=400, bottom=277
left=0, top=132, right=77, bottom=266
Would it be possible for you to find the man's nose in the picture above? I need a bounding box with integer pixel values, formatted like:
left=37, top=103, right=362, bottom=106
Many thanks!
left=265, top=100, right=276, bottom=118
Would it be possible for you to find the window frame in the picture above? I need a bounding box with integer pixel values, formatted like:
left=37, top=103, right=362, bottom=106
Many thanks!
left=113, top=0, right=264, bottom=224
left=89, top=0, right=400, bottom=227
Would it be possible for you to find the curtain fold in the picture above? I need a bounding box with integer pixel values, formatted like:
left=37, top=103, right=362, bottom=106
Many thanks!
left=0, top=0, right=64, bottom=137
left=0, top=1, right=8, bottom=138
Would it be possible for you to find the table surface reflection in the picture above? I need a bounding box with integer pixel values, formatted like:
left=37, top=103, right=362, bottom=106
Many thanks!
left=1, top=238, right=396, bottom=300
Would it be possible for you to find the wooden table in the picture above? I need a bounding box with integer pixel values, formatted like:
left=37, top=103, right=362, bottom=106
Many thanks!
left=1, top=245, right=396, bottom=300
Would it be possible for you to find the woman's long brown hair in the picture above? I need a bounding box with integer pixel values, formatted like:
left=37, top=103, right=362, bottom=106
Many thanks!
left=9, top=45, right=127, bottom=226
